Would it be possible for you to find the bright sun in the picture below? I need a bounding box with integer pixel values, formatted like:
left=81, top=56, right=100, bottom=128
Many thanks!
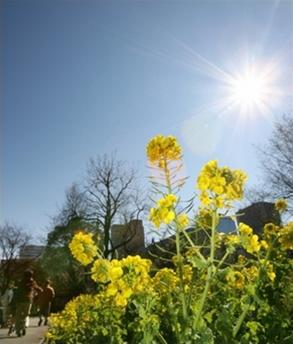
left=232, top=71, right=266, bottom=105
left=227, top=64, right=277, bottom=116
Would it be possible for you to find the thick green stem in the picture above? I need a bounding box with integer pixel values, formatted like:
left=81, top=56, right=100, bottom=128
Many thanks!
left=163, top=161, right=187, bottom=321
left=194, top=209, right=217, bottom=329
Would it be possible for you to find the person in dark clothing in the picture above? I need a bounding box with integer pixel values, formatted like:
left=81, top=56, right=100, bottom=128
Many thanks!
left=13, top=269, right=42, bottom=337
left=37, top=279, right=55, bottom=326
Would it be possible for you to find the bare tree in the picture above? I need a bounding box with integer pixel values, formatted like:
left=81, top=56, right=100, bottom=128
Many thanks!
left=252, top=114, right=293, bottom=213
left=0, top=223, right=31, bottom=294
left=52, top=183, right=88, bottom=227
left=85, top=154, right=146, bottom=258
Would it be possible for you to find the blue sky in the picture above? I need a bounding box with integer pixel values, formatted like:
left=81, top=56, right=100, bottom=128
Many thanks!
left=1, top=0, right=293, bottom=241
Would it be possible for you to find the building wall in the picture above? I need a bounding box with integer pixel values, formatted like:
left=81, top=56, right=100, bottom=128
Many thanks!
left=19, top=245, right=45, bottom=260
left=111, top=220, right=145, bottom=257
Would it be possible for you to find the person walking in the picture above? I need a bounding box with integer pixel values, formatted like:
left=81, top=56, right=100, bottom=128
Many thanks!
left=37, top=279, right=55, bottom=326
left=14, top=269, right=42, bottom=337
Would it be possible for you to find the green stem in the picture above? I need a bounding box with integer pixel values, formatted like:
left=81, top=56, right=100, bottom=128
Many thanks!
left=163, top=161, right=187, bottom=321
left=216, top=250, right=229, bottom=270
left=194, top=209, right=217, bottom=329
left=157, top=333, right=168, bottom=344
left=181, top=229, right=206, bottom=263
left=233, top=303, right=250, bottom=338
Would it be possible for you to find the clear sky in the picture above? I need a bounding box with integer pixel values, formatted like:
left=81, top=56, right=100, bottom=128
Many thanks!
left=1, top=0, right=293, bottom=241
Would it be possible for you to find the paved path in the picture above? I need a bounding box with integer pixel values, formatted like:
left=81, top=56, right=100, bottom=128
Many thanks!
left=0, top=317, right=47, bottom=344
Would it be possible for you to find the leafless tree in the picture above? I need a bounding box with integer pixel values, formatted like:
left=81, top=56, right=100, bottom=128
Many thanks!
left=52, top=183, right=88, bottom=227
left=85, top=154, right=146, bottom=258
left=0, top=223, right=31, bottom=294
left=251, top=114, right=293, bottom=214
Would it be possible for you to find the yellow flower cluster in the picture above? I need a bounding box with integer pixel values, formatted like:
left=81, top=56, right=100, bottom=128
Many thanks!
left=263, top=222, right=292, bottom=250
left=47, top=294, right=101, bottom=341
left=239, top=223, right=253, bottom=236
left=226, top=270, right=245, bottom=289
left=69, top=231, right=98, bottom=266
left=177, top=213, right=189, bottom=229
left=153, top=268, right=179, bottom=294
left=275, top=198, right=287, bottom=213
left=91, top=259, right=113, bottom=283
left=263, top=223, right=280, bottom=239
left=146, top=135, right=182, bottom=168
left=149, top=194, right=177, bottom=228
left=91, top=255, right=152, bottom=307
left=243, top=265, right=259, bottom=282
left=247, top=235, right=261, bottom=254
left=279, top=222, right=293, bottom=250
left=260, top=240, right=269, bottom=250
left=238, top=223, right=263, bottom=254
left=225, top=234, right=241, bottom=245
left=197, top=160, right=247, bottom=208
left=182, top=264, right=193, bottom=285
left=196, top=208, right=213, bottom=229
left=268, top=270, right=276, bottom=282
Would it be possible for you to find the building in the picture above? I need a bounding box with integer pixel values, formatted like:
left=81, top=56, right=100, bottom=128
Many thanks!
left=18, top=245, right=45, bottom=260
left=111, top=219, right=145, bottom=257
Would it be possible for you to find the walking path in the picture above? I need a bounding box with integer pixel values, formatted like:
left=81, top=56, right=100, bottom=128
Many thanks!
left=0, top=317, right=47, bottom=344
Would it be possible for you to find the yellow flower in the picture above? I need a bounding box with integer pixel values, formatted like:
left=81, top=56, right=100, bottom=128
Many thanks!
left=239, top=223, right=253, bottom=236
left=238, top=223, right=262, bottom=254
left=114, top=293, right=128, bottom=307
left=260, top=240, right=269, bottom=250
left=196, top=160, right=247, bottom=209
left=245, top=266, right=259, bottom=281
left=157, top=194, right=177, bottom=207
left=146, top=135, right=182, bottom=168
left=226, top=270, right=245, bottom=289
left=279, top=222, right=293, bottom=250
left=182, top=264, right=192, bottom=284
left=234, top=271, right=245, bottom=288
left=149, top=194, right=177, bottom=228
left=69, top=231, right=98, bottom=266
left=264, top=223, right=279, bottom=238
left=121, top=287, right=133, bottom=299
left=246, top=234, right=261, bottom=254
left=149, top=207, right=162, bottom=228
left=108, top=260, right=123, bottom=281
left=153, top=268, right=179, bottom=293
left=197, top=175, right=210, bottom=191
left=196, top=208, right=213, bottom=229
left=260, top=261, right=276, bottom=282
left=91, top=259, right=111, bottom=283
left=105, top=283, right=118, bottom=296
left=210, top=175, right=226, bottom=194
left=268, top=271, right=276, bottom=282
left=164, top=210, right=176, bottom=223
left=226, top=234, right=240, bottom=245
left=199, top=191, right=211, bottom=206
left=90, top=255, right=152, bottom=308
left=237, top=255, right=247, bottom=264
left=215, top=196, right=224, bottom=208
left=177, top=213, right=189, bottom=229
left=275, top=198, right=287, bottom=213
